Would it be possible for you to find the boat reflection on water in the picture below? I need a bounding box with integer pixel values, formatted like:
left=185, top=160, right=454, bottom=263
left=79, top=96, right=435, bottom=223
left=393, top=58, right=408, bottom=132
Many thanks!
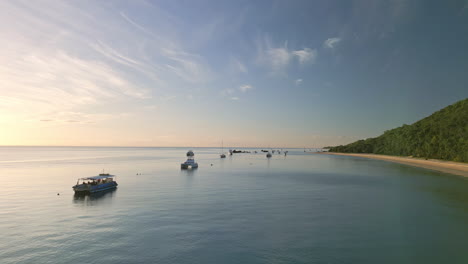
left=180, top=167, right=198, bottom=177
left=73, top=188, right=117, bottom=206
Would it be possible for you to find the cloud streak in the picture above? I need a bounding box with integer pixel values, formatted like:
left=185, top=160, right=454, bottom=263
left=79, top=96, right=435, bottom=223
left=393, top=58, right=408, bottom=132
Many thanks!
left=324, top=38, right=341, bottom=49
left=0, top=51, right=149, bottom=110
left=236, top=59, right=248, bottom=73
left=257, top=37, right=317, bottom=72
left=239, top=84, right=253, bottom=92
left=293, top=48, right=317, bottom=64
left=0, top=1, right=214, bottom=124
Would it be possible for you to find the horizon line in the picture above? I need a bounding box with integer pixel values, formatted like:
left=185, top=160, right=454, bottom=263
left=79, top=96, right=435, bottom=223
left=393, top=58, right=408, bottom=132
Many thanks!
left=0, top=145, right=327, bottom=149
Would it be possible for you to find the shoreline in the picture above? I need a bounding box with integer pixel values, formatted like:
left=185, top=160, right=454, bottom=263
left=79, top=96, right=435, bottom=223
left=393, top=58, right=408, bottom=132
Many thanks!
left=319, top=152, right=468, bottom=177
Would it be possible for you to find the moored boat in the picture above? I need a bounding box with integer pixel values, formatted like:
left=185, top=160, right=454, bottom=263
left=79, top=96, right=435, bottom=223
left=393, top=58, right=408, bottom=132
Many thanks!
left=73, top=173, right=118, bottom=194
left=181, top=150, right=199, bottom=169
left=220, top=140, right=226, bottom=158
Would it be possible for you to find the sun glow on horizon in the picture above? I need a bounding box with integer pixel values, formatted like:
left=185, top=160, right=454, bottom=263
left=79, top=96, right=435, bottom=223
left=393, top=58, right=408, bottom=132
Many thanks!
left=1, top=1, right=466, bottom=147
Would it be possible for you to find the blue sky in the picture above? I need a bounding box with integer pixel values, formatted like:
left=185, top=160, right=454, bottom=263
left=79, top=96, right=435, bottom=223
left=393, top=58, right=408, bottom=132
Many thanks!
left=0, top=0, right=467, bottom=147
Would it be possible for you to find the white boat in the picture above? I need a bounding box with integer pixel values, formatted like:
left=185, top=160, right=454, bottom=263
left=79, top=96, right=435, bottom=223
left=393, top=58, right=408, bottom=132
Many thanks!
left=181, top=150, right=198, bottom=169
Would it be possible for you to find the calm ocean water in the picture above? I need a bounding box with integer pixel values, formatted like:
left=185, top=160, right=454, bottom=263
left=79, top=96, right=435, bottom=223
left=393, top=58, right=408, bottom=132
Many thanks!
left=1, top=146, right=468, bottom=264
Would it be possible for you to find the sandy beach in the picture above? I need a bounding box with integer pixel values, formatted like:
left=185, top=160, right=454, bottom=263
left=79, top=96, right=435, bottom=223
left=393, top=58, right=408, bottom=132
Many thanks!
left=321, top=152, right=468, bottom=177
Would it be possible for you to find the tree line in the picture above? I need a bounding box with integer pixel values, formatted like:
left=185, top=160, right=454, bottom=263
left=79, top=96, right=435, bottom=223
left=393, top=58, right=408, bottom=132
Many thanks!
left=328, top=98, right=468, bottom=162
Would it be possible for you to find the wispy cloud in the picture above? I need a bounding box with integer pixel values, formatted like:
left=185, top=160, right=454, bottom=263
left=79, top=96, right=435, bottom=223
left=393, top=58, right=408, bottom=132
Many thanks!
left=119, top=10, right=211, bottom=84
left=228, top=57, right=248, bottom=74
left=239, top=84, right=253, bottom=92
left=90, top=41, right=162, bottom=84
left=292, top=48, right=317, bottom=64
left=230, top=97, right=240, bottom=100
left=119, top=11, right=155, bottom=37
left=0, top=1, right=215, bottom=125
left=235, top=59, right=248, bottom=73
left=162, top=48, right=212, bottom=83
left=295, top=79, right=303, bottom=85
left=33, top=111, right=130, bottom=124
left=267, top=47, right=291, bottom=71
left=0, top=50, right=149, bottom=116
left=257, top=37, right=317, bottom=73
left=324, top=38, right=341, bottom=49
left=221, top=88, right=235, bottom=96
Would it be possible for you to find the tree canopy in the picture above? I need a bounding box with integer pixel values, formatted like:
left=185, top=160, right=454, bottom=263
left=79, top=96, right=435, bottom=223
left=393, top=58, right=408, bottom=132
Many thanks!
left=329, top=98, right=468, bottom=162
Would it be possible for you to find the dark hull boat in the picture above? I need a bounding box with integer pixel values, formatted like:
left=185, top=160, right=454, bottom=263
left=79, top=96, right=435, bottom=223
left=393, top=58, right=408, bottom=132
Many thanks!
left=73, top=173, right=118, bottom=194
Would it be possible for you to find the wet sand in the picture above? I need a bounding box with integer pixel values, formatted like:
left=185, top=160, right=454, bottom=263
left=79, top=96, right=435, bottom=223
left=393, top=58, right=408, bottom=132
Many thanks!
left=321, top=152, right=468, bottom=177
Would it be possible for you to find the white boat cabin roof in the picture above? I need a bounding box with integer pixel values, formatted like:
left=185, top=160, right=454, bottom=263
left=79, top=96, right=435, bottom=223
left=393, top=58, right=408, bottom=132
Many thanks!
left=79, top=175, right=116, bottom=181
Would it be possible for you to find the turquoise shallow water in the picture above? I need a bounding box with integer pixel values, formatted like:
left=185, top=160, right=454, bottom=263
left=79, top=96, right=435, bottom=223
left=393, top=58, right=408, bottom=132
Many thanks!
left=1, top=147, right=468, bottom=264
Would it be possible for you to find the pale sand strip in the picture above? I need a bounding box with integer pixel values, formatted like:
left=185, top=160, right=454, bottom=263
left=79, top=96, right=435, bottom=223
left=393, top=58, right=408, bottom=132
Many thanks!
left=320, top=152, right=468, bottom=177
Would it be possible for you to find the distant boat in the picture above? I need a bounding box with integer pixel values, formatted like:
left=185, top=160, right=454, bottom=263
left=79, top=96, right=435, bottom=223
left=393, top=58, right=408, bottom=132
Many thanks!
left=181, top=150, right=198, bottom=169
left=266, top=152, right=272, bottom=158
left=220, top=140, right=226, bottom=158
left=72, top=172, right=118, bottom=194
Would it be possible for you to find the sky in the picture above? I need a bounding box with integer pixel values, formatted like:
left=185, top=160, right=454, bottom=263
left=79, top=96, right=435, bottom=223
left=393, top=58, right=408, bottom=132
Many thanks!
left=0, top=0, right=467, bottom=148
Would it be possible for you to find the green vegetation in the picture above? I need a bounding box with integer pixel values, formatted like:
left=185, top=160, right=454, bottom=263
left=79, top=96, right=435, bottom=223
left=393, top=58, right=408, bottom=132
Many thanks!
left=329, top=98, right=468, bottom=162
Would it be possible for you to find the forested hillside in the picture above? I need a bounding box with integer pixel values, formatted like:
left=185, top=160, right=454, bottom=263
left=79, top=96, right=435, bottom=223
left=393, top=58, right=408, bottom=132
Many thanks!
left=329, top=98, right=468, bottom=162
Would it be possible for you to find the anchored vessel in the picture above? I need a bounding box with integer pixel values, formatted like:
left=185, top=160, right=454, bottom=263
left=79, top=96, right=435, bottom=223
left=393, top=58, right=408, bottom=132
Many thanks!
left=220, top=140, right=226, bottom=158
left=181, top=150, right=199, bottom=169
left=73, top=173, right=118, bottom=194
